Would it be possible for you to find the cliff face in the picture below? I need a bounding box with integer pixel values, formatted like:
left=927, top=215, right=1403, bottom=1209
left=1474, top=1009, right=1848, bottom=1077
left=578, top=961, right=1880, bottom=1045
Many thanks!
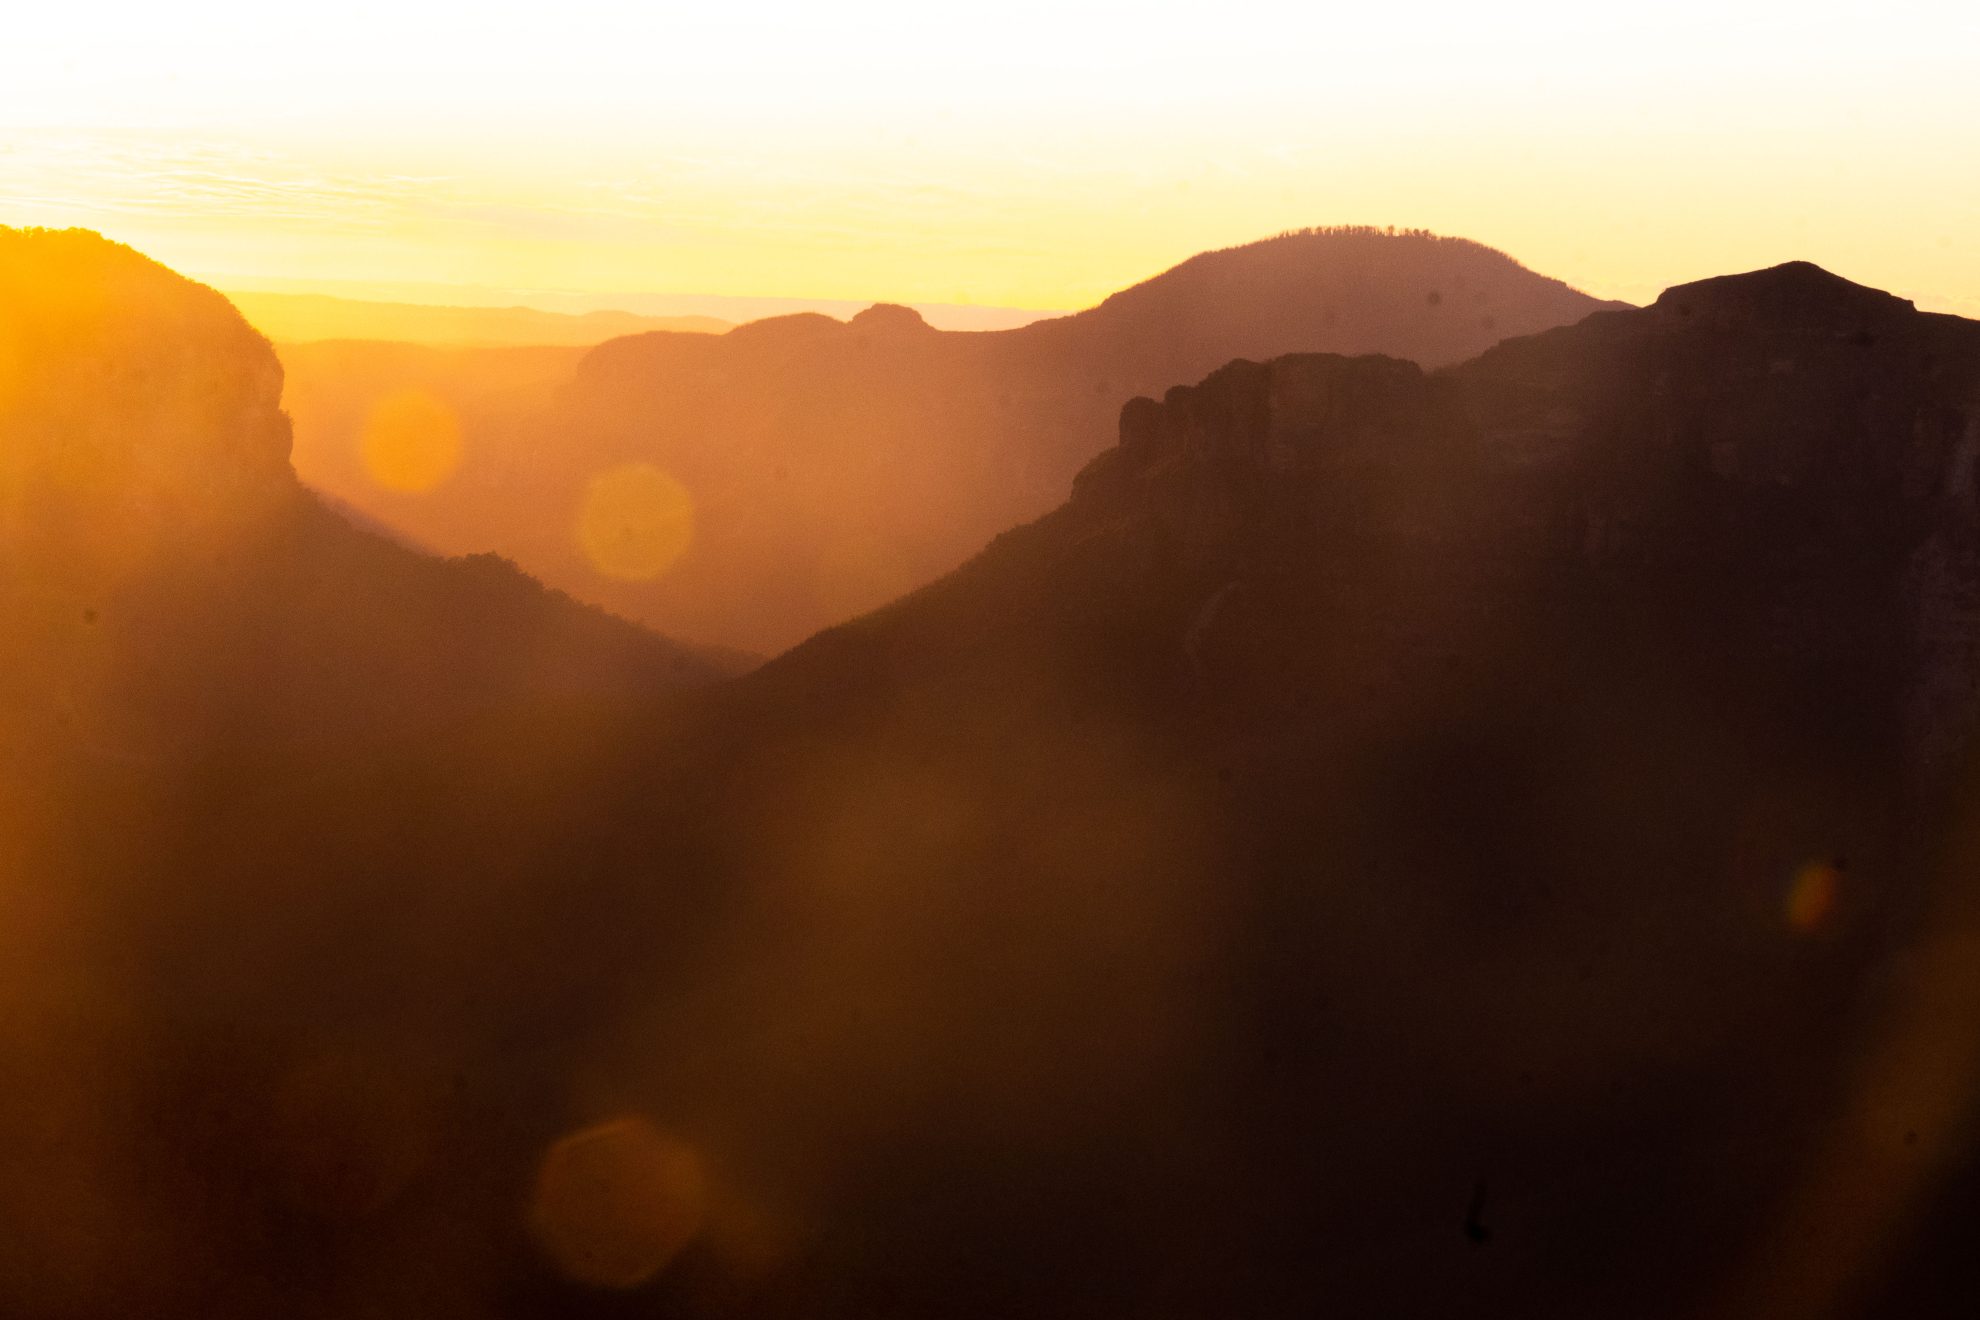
left=1069, top=261, right=1980, bottom=775
left=0, top=231, right=743, bottom=1317
left=1, top=229, right=295, bottom=577
left=1080, top=261, right=1973, bottom=542
left=1, top=227, right=737, bottom=774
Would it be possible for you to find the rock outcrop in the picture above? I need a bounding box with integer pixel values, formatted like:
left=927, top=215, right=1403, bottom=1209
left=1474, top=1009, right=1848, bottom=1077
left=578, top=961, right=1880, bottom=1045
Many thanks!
left=1070, top=260, right=1980, bottom=774
left=1, top=226, right=741, bottom=774
left=1, top=229, right=294, bottom=575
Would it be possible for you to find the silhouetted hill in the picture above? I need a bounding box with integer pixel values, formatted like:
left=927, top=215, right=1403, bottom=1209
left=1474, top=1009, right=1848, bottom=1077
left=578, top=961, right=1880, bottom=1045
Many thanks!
left=282, top=227, right=1620, bottom=653
left=1034, top=225, right=1615, bottom=384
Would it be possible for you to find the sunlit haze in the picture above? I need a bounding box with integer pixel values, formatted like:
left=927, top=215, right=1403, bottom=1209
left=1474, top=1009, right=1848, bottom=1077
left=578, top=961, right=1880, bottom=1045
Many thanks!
left=15, top=3, right=1980, bottom=1313
left=4, top=1, right=1975, bottom=314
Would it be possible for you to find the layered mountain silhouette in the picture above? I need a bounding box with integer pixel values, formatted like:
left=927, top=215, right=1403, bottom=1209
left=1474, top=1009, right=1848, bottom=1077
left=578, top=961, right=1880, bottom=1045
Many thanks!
left=587, top=259, right=1980, bottom=1319
left=283, top=227, right=1621, bottom=653
left=9, top=230, right=1980, bottom=1319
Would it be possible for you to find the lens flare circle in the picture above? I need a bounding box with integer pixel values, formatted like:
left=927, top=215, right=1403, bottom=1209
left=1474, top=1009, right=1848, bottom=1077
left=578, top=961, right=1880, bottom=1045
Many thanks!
left=1786, top=859, right=1841, bottom=934
left=576, top=462, right=695, bottom=582
left=529, top=1117, right=706, bottom=1290
left=360, top=388, right=462, bottom=493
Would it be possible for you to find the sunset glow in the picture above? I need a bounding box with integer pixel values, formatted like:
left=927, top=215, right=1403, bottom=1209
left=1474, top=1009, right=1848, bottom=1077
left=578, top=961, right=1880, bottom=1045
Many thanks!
left=4, top=2, right=1976, bottom=315
left=13, top=5, right=1980, bottom=1315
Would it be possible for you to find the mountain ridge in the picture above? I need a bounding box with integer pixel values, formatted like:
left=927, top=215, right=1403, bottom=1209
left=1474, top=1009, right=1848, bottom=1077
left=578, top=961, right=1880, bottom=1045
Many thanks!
left=291, top=226, right=1619, bottom=654
left=628, top=257, right=1980, bottom=1318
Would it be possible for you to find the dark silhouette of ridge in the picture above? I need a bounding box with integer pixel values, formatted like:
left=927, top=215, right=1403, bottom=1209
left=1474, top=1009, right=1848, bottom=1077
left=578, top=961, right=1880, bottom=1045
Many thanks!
left=1049, top=226, right=1605, bottom=367
left=280, top=226, right=1621, bottom=653
left=1655, top=259, right=1918, bottom=324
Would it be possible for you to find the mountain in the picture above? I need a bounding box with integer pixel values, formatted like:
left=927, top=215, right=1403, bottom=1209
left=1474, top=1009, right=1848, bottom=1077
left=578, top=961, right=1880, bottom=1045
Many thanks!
left=565, top=259, right=1980, bottom=1319
left=2, top=227, right=745, bottom=769
left=226, top=290, right=730, bottom=348
left=13, top=229, right=1980, bottom=1320
left=1028, top=224, right=1618, bottom=385
left=1, top=226, right=756, bottom=1316
left=280, top=227, right=1622, bottom=654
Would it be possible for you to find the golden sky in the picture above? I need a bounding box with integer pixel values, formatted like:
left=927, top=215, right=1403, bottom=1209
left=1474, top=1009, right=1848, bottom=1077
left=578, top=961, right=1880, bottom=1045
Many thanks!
left=2, top=2, right=1976, bottom=315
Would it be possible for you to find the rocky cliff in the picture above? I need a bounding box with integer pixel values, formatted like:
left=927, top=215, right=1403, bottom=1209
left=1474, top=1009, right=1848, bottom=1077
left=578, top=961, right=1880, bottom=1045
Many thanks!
left=1070, top=260, right=1980, bottom=776
left=1, top=228, right=293, bottom=576
left=2, top=227, right=740, bottom=775
left=0, top=229, right=741, bottom=1317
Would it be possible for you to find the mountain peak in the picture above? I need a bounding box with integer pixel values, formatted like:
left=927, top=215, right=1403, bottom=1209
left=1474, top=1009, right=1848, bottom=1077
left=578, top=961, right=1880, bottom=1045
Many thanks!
left=849, top=302, right=930, bottom=333
left=1, top=226, right=273, bottom=360
left=723, top=310, right=843, bottom=343
left=1087, top=227, right=1616, bottom=311
left=1653, top=260, right=1914, bottom=328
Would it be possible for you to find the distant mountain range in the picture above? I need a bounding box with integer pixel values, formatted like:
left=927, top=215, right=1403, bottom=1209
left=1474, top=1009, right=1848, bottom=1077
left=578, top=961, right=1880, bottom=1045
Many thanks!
left=222, top=279, right=1059, bottom=333
left=284, top=226, right=1623, bottom=652
left=10, top=225, right=1980, bottom=1318
left=226, top=290, right=730, bottom=348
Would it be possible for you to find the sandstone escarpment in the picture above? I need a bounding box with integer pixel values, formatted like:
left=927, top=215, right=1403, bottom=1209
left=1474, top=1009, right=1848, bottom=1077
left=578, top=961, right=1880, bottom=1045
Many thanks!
left=1, top=226, right=737, bottom=775
left=1069, top=261, right=1980, bottom=776
left=1, top=228, right=297, bottom=575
